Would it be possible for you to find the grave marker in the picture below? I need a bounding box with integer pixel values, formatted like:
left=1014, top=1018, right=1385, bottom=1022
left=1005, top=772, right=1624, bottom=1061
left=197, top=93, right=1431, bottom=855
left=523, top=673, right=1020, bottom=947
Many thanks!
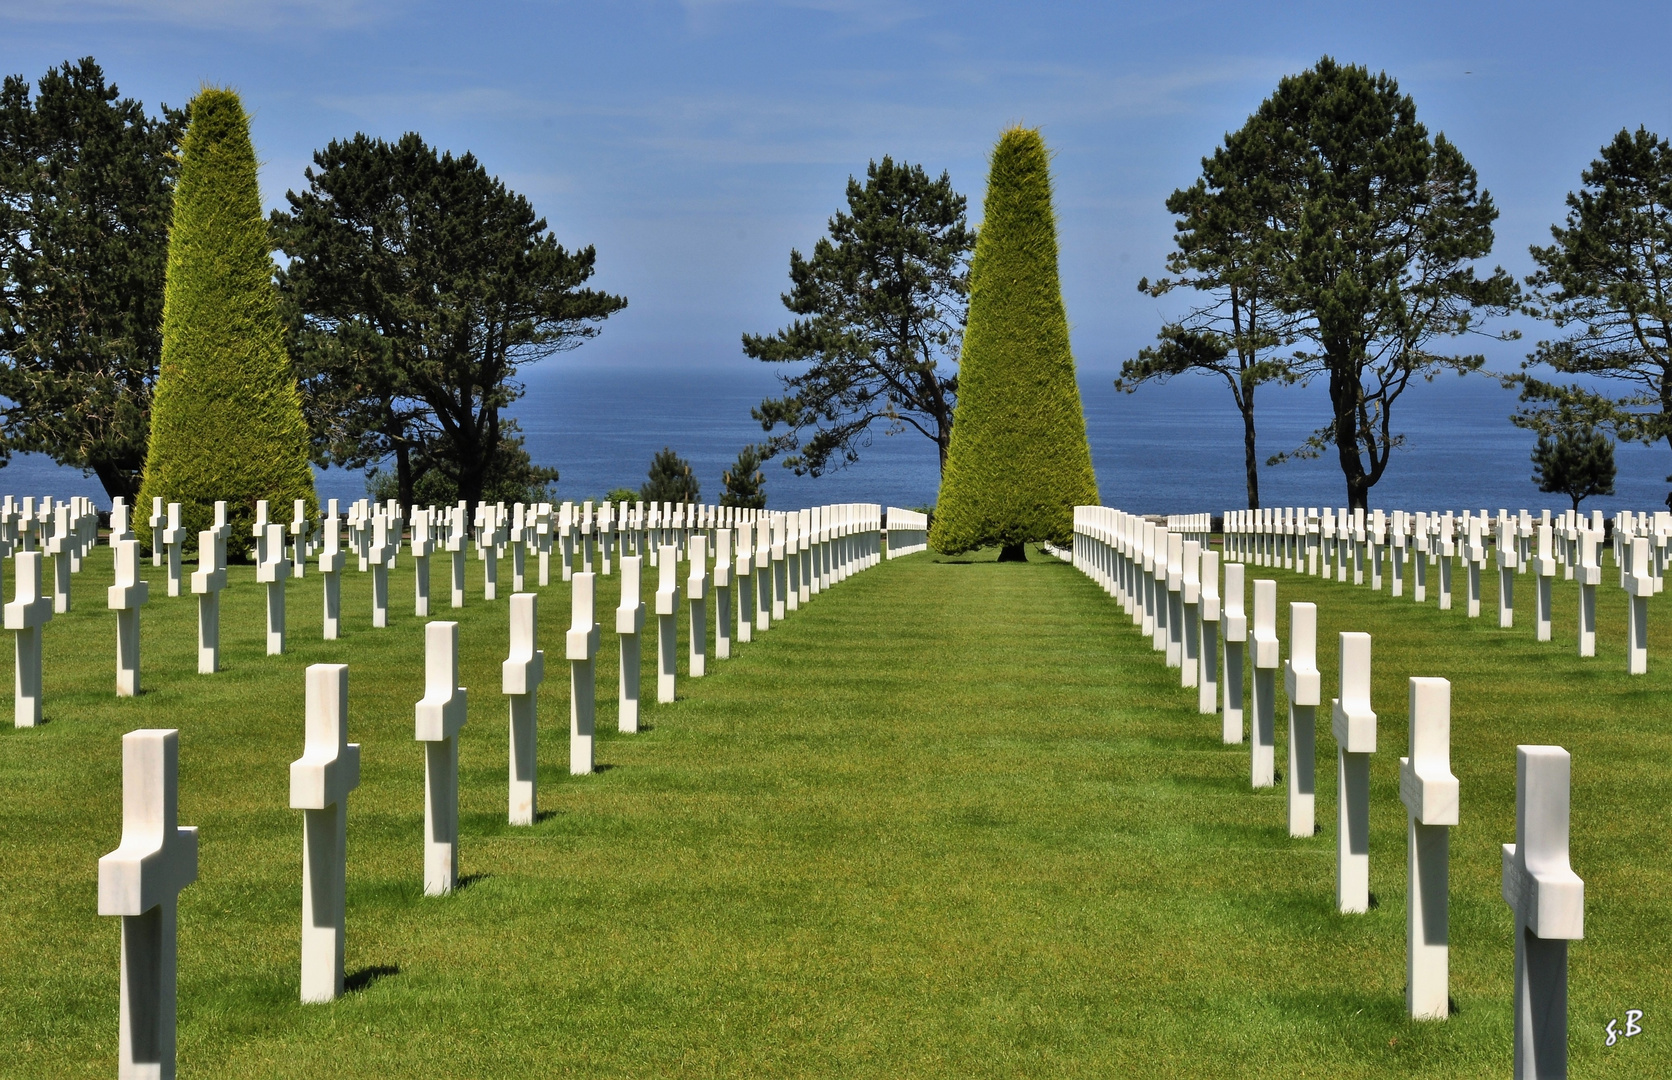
left=568, top=572, right=600, bottom=773
left=714, top=529, right=734, bottom=660
left=415, top=622, right=467, bottom=895
left=97, top=728, right=198, bottom=1078
left=319, top=514, right=345, bottom=640
left=290, top=664, right=359, bottom=1002
left=735, top=523, right=755, bottom=645
left=616, top=555, right=645, bottom=733
left=162, top=503, right=186, bottom=597
left=1181, top=539, right=1201, bottom=690
left=1577, top=532, right=1600, bottom=657
left=687, top=534, right=709, bottom=677
left=1222, top=562, right=1246, bottom=744
left=1534, top=524, right=1555, bottom=642
left=6, top=551, right=53, bottom=725
left=503, top=594, right=544, bottom=824
left=1625, top=535, right=1652, bottom=674
left=1251, top=578, right=1278, bottom=786
left=1284, top=602, right=1319, bottom=836
left=1331, top=632, right=1375, bottom=911
left=656, top=546, right=680, bottom=703
left=257, top=522, right=290, bottom=655
left=1502, top=745, right=1583, bottom=1079
left=190, top=529, right=226, bottom=674
left=1199, top=549, right=1221, bottom=716
left=107, top=539, right=150, bottom=697
left=1400, top=677, right=1458, bottom=1020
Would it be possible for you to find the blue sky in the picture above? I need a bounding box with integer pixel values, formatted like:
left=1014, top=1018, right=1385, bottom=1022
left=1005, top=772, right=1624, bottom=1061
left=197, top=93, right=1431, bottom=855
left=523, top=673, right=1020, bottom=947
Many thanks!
left=3, top=0, right=1666, bottom=382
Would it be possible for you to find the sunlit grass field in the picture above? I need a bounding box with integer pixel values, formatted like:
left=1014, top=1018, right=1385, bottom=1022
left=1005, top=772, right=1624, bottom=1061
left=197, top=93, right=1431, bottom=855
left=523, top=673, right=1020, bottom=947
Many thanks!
left=0, top=538, right=1665, bottom=1077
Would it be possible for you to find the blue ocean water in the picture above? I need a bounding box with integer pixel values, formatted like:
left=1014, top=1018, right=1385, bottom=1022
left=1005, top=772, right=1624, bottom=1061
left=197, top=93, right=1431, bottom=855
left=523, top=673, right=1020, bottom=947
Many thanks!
left=4, top=359, right=1667, bottom=517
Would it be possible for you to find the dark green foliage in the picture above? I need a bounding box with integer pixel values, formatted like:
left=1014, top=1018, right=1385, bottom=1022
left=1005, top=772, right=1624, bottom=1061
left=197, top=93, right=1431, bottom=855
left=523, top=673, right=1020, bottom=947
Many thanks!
left=271, top=132, right=625, bottom=513
left=1512, top=127, right=1671, bottom=487
left=745, top=157, right=971, bottom=476
left=1241, top=58, right=1519, bottom=510
left=137, top=88, right=316, bottom=549
left=604, top=487, right=638, bottom=505
left=719, top=444, right=767, bottom=509
left=0, top=58, right=184, bottom=499
left=1531, top=423, right=1616, bottom=510
left=641, top=447, right=699, bottom=504
left=929, top=128, right=1098, bottom=556
left=368, top=433, right=556, bottom=507
left=1124, top=116, right=1301, bottom=509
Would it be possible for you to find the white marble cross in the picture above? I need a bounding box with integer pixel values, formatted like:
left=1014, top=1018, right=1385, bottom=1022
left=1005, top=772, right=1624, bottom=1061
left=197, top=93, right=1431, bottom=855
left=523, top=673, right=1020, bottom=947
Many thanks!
left=770, top=518, right=788, bottom=621
left=1625, top=535, right=1653, bottom=674
left=107, top=539, right=150, bottom=697
left=97, top=728, right=198, bottom=1076
left=1577, top=531, right=1600, bottom=657
left=6, top=551, right=53, bottom=726
left=369, top=511, right=392, bottom=629
left=735, top=523, right=755, bottom=645
left=1222, top=562, right=1246, bottom=744
left=568, top=572, right=600, bottom=774
left=162, top=503, right=186, bottom=598
left=616, top=555, right=645, bottom=733
left=410, top=507, right=434, bottom=617
left=1180, top=540, right=1201, bottom=690
left=319, top=513, right=345, bottom=640
left=687, top=534, right=709, bottom=677
left=190, top=528, right=227, bottom=674
left=1198, top=548, right=1221, bottom=716
left=291, top=664, right=360, bottom=1002
left=257, top=521, right=290, bottom=655
left=46, top=503, right=73, bottom=613
left=415, top=621, right=468, bottom=895
left=1534, top=523, right=1556, bottom=642
left=1251, top=578, right=1278, bottom=786
left=713, top=529, right=734, bottom=660
left=656, top=545, right=681, bottom=703
left=1502, top=745, right=1584, bottom=1078
left=1496, top=518, right=1518, bottom=627
left=502, top=593, right=545, bottom=824
left=149, top=497, right=165, bottom=566
left=1165, top=532, right=1185, bottom=670
left=1400, top=677, right=1458, bottom=1020
left=755, top=521, right=773, bottom=632
left=1284, top=602, right=1319, bottom=836
left=289, top=500, right=310, bottom=580
left=1331, top=632, right=1375, bottom=911
left=446, top=502, right=468, bottom=609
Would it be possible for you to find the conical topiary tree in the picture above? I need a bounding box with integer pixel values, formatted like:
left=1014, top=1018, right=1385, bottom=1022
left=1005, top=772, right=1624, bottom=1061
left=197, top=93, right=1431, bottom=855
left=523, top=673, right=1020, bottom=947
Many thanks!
left=929, top=127, right=1098, bottom=559
left=137, top=87, right=317, bottom=555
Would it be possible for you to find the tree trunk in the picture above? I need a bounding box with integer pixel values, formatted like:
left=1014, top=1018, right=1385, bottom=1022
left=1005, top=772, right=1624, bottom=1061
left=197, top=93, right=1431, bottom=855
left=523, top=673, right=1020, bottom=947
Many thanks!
left=998, top=543, right=1027, bottom=562
left=1240, top=387, right=1260, bottom=509
left=395, top=441, right=413, bottom=511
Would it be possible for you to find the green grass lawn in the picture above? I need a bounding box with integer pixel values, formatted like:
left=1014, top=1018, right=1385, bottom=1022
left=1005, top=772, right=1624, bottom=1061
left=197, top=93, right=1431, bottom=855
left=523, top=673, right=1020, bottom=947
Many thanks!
left=0, top=539, right=1666, bottom=1077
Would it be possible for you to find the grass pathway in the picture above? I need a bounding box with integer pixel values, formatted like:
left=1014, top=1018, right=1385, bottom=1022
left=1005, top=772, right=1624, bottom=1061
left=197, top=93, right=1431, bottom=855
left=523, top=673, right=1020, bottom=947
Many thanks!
left=0, top=543, right=1665, bottom=1076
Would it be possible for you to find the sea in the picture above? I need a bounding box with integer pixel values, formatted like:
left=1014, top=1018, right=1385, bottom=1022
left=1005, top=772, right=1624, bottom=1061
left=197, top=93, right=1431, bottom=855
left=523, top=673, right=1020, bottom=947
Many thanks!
left=6, top=359, right=1667, bottom=517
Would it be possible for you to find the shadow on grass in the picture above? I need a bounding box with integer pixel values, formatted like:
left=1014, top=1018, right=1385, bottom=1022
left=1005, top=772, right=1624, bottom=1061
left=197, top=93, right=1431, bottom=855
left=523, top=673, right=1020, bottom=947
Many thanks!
left=456, top=872, right=491, bottom=892
left=344, top=964, right=400, bottom=993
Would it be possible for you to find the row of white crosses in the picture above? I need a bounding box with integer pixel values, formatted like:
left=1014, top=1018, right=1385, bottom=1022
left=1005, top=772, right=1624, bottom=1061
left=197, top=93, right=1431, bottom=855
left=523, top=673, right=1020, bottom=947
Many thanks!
left=1223, top=505, right=1660, bottom=674
left=1071, top=506, right=1585, bottom=1070
left=883, top=507, right=931, bottom=558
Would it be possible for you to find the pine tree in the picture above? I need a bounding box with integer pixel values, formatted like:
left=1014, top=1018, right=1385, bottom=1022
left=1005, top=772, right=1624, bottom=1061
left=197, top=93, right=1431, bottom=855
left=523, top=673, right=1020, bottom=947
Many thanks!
left=137, top=87, right=316, bottom=552
left=640, top=447, right=700, bottom=504
left=719, top=444, right=767, bottom=509
left=929, top=127, right=1098, bottom=559
left=1532, top=424, right=1616, bottom=511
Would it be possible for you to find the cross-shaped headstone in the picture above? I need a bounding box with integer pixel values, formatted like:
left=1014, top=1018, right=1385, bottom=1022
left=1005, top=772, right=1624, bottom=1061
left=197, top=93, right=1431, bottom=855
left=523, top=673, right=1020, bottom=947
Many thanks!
left=568, top=572, right=600, bottom=773
left=1534, top=523, right=1556, bottom=642
left=446, top=503, right=468, bottom=608
left=318, top=513, right=346, bottom=640
left=369, top=512, right=392, bottom=628
left=1331, top=632, right=1376, bottom=911
left=734, top=523, right=755, bottom=645
left=1625, top=534, right=1653, bottom=675
left=97, top=728, right=198, bottom=1075
left=408, top=507, right=434, bottom=617
left=713, top=529, right=734, bottom=660
left=1221, top=562, right=1246, bottom=744
left=1577, top=531, right=1601, bottom=657
left=291, top=664, right=359, bottom=1002
left=148, top=497, right=165, bottom=566
left=754, top=522, right=773, bottom=632
left=415, top=621, right=467, bottom=895
left=190, top=528, right=226, bottom=674
left=1400, top=677, right=1458, bottom=1020
left=257, top=521, right=290, bottom=655
left=1197, top=548, right=1220, bottom=716
left=107, top=539, right=150, bottom=697
left=687, top=534, right=709, bottom=677
left=616, top=555, right=646, bottom=733
left=501, top=593, right=545, bottom=824
left=1502, top=745, right=1583, bottom=1078
left=656, top=545, right=681, bottom=703
left=6, top=551, right=53, bottom=726
left=1250, top=578, right=1278, bottom=786
left=162, top=503, right=186, bottom=597
left=1284, top=602, right=1319, bottom=837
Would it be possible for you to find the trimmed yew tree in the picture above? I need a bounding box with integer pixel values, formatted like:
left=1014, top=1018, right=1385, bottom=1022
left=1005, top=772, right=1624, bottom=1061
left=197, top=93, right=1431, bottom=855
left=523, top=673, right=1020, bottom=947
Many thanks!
left=930, top=127, right=1098, bottom=559
left=138, top=87, right=316, bottom=551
